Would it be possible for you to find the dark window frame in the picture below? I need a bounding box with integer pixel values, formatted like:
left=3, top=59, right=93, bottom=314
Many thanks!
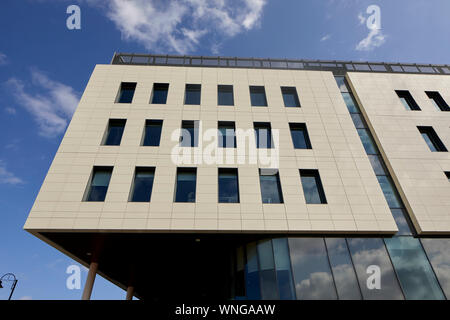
left=425, top=91, right=450, bottom=111
left=116, top=82, right=136, bottom=103
left=395, top=90, right=421, bottom=111
left=129, top=167, right=155, bottom=202
left=289, top=123, right=312, bottom=149
left=102, top=119, right=126, bottom=146
left=300, top=169, right=327, bottom=204
left=180, top=120, right=199, bottom=147
left=142, top=119, right=163, bottom=146
left=218, top=121, right=237, bottom=148
left=218, top=85, right=234, bottom=106
left=249, top=86, right=268, bottom=107
left=83, top=166, right=113, bottom=202
left=254, top=122, right=274, bottom=149
left=184, top=84, right=201, bottom=105
left=150, top=83, right=169, bottom=104
left=218, top=168, right=240, bottom=203
left=281, top=86, right=301, bottom=108
left=259, top=169, right=284, bottom=204
left=174, top=167, right=197, bottom=203
left=418, top=126, right=448, bottom=152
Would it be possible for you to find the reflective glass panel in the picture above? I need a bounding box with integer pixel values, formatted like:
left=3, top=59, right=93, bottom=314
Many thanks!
left=368, top=155, right=387, bottom=176
left=289, top=123, right=312, bottom=149
left=218, top=122, right=236, bottom=148
left=117, top=82, right=136, bottom=103
left=385, top=237, right=445, bottom=300
left=254, top=123, right=273, bottom=149
left=325, top=238, right=362, bottom=300
left=245, top=242, right=261, bottom=299
left=347, top=238, right=404, bottom=300
left=341, top=93, right=359, bottom=113
left=257, top=240, right=279, bottom=299
left=300, top=170, right=327, bottom=204
left=376, top=176, right=402, bottom=208
left=421, top=239, right=450, bottom=298
left=390, top=208, right=412, bottom=235
left=288, top=238, right=337, bottom=300
left=357, top=129, right=378, bottom=155
left=273, top=238, right=295, bottom=300
left=104, top=119, right=126, bottom=146
left=180, top=121, right=198, bottom=147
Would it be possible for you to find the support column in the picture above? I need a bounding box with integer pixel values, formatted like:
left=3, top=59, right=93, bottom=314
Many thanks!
left=126, top=286, right=134, bottom=300
left=82, top=261, right=98, bottom=300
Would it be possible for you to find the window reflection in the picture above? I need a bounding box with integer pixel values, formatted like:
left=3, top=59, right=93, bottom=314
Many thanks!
left=347, top=238, right=404, bottom=300
left=385, top=237, right=445, bottom=300
left=325, top=238, right=362, bottom=300
left=421, top=239, right=450, bottom=299
left=288, top=238, right=337, bottom=300
left=257, top=240, right=279, bottom=299
left=273, top=238, right=296, bottom=300
left=245, top=242, right=261, bottom=299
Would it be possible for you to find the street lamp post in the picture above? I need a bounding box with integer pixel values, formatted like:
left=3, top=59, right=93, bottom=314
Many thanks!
left=0, top=273, right=18, bottom=300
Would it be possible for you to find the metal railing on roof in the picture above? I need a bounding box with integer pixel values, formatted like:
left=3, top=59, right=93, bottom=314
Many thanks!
left=111, top=53, right=450, bottom=75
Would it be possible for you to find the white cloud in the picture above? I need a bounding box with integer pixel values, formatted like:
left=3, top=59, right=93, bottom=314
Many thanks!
left=86, top=0, right=267, bottom=54
left=356, top=28, right=386, bottom=51
left=7, top=70, right=79, bottom=137
left=357, top=12, right=366, bottom=25
left=0, top=160, right=24, bottom=185
left=4, top=107, right=16, bottom=115
left=0, top=52, right=7, bottom=65
left=320, top=34, right=331, bottom=42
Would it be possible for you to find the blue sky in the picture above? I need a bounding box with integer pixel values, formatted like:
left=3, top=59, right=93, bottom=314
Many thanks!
left=0, top=0, right=449, bottom=300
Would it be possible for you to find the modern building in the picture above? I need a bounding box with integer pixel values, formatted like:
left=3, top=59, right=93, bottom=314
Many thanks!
left=24, top=53, right=450, bottom=300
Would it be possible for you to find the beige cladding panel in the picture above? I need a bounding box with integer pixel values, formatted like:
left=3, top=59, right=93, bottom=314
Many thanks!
left=24, top=64, right=399, bottom=234
left=347, top=72, right=450, bottom=235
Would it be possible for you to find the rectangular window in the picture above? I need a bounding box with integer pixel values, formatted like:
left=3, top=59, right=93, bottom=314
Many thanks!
left=281, top=86, right=300, bottom=107
left=151, top=83, right=169, bottom=104
left=218, top=121, right=236, bottom=148
left=300, top=169, right=327, bottom=204
left=218, top=168, right=239, bottom=203
left=249, top=86, right=268, bottom=106
left=254, top=122, right=273, bottom=149
left=129, top=167, right=155, bottom=202
left=84, top=166, right=113, bottom=202
left=116, top=82, right=136, bottom=103
left=426, top=91, right=450, bottom=111
left=395, top=90, right=421, bottom=111
left=418, top=126, right=447, bottom=152
left=175, top=168, right=197, bottom=202
left=142, top=120, right=163, bottom=146
left=218, top=85, right=234, bottom=106
left=184, top=84, right=201, bottom=105
left=102, top=119, right=126, bottom=146
left=259, top=169, right=283, bottom=203
left=289, top=123, right=312, bottom=149
left=180, top=120, right=199, bottom=147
